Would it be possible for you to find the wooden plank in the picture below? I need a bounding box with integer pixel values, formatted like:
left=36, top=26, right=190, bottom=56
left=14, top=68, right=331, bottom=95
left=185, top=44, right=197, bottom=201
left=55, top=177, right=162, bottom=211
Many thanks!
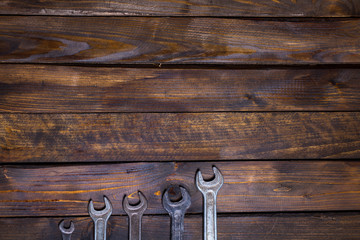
left=1, top=0, right=360, bottom=17
left=0, top=113, right=359, bottom=162
left=1, top=213, right=360, bottom=239
left=0, top=161, right=360, bottom=216
left=1, top=65, right=360, bottom=112
left=1, top=17, right=360, bottom=65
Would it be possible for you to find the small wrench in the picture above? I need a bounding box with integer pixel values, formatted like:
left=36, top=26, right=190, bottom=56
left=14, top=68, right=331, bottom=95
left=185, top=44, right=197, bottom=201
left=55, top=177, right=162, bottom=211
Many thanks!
left=123, top=191, right=148, bottom=240
left=59, top=220, right=75, bottom=240
left=196, top=166, right=224, bottom=240
left=162, top=186, right=191, bottom=240
left=88, top=196, right=113, bottom=240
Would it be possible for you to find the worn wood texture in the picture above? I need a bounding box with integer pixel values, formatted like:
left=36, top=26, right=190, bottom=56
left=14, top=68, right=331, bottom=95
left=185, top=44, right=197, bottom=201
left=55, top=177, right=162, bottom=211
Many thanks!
left=1, top=213, right=360, bottom=239
left=1, top=65, right=360, bottom=112
left=1, top=17, right=360, bottom=64
left=0, top=161, right=360, bottom=216
left=1, top=0, right=360, bottom=17
left=0, top=112, right=359, bottom=162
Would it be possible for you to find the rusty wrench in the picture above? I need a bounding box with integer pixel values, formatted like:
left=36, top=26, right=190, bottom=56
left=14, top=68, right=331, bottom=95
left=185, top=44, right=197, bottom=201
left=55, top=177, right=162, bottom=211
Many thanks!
left=88, top=196, right=113, bottom=240
left=196, top=166, right=224, bottom=240
left=59, top=220, right=75, bottom=240
left=163, top=186, right=191, bottom=240
left=123, top=191, right=148, bottom=240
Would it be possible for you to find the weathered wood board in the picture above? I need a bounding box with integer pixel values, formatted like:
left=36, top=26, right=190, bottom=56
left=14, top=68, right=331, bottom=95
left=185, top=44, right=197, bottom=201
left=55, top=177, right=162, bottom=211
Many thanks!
left=1, top=0, right=359, bottom=17
left=1, top=0, right=360, bottom=238
left=1, top=113, right=359, bottom=162
left=1, top=213, right=360, bottom=239
left=0, top=65, right=359, bottom=112
left=1, top=17, right=360, bottom=64
left=1, top=161, right=359, bottom=216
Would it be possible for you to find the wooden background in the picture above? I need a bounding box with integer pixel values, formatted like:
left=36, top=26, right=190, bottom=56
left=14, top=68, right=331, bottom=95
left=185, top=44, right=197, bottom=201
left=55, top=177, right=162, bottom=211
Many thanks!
left=0, top=0, right=360, bottom=239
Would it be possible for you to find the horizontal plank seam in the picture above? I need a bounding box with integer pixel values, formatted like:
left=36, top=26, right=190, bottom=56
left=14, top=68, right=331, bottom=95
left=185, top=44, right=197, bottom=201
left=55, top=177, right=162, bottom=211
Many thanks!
left=1, top=159, right=359, bottom=167
left=1, top=111, right=360, bottom=115
left=2, top=62, right=360, bottom=67
left=0, top=15, right=360, bottom=20
left=1, top=62, right=360, bottom=69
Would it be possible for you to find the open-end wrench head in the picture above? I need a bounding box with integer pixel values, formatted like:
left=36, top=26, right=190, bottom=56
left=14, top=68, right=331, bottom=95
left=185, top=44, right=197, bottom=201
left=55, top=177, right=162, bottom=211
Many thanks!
left=59, top=220, right=75, bottom=234
left=123, top=191, right=148, bottom=215
left=163, top=186, right=191, bottom=213
left=88, top=196, right=113, bottom=220
left=196, top=166, right=224, bottom=193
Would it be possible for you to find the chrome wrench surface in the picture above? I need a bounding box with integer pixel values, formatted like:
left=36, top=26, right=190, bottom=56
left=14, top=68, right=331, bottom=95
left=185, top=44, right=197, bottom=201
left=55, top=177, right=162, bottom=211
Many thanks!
left=88, top=196, right=113, bottom=240
left=196, top=166, right=224, bottom=240
left=123, top=191, right=148, bottom=240
left=59, top=220, right=75, bottom=240
left=162, top=186, right=191, bottom=240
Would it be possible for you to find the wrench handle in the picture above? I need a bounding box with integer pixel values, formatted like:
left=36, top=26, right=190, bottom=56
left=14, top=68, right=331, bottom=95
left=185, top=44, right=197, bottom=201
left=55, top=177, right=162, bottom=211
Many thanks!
left=204, top=191, right=217, bottom=240
left=61, top=233, right=72, bottom=240
left=129, top=213, right=142, bottom=240
left=94, top=219, right=107, bottom=240
left=171, top=210, right=185, bottom=240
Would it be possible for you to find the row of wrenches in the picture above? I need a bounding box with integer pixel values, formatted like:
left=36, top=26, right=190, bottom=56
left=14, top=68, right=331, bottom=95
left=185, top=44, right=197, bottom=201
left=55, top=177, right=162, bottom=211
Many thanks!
left=59, top=166, right=223, bottom=240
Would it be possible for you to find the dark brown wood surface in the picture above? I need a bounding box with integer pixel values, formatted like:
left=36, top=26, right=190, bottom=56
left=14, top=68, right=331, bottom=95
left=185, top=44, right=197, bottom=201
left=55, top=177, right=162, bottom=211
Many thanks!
left=1, top=0, right=360, bottom=17
left=1, top=65, right=359, bottom=112
left=1, top=112, right=359, bottom=163
left=1, top=161, right=359, bottom=216
left=1, top=17, right=360, bottom=64
left=1, top=213, right=360, bottom=239
left=1, top=0, right=360, bottom=238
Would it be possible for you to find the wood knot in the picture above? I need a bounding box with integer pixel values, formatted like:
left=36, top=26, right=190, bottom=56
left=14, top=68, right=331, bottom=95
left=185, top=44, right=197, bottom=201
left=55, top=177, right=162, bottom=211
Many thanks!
left=273, top=185, right=292, bottom=192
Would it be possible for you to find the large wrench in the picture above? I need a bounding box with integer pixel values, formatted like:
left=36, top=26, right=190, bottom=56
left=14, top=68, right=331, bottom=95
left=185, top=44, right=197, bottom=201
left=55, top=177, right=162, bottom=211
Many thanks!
left=88, top=196, right=113, bottom=240
left=123, top=191, right=148, bottom=240
left=196, top=166, right=224, bottom=240
left=162, top=186, right=191, bottom=240
left=58, top=220, right=75, bottom=240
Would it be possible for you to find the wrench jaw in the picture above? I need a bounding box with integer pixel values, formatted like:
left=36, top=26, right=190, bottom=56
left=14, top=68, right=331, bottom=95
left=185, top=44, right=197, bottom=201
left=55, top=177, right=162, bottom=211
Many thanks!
left=123, top=191, right=148, bottom=216
left=59, top=220, right=75, bottom=234
left=88, top=196, right=113, bottom=221
left=196, top=166, right=224, bottom=194
left=162, top=187, right=191, bottom=213
left=59, top=220, right=75, bottom=240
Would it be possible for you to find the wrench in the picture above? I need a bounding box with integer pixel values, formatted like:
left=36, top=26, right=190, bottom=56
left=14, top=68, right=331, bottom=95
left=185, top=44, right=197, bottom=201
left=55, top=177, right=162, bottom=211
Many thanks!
left=196, top=166, right=224, bottom=240
left=88, top=196, right=113, bottom=240
left=123, top=191, right=148, bottom=240
left=162, top=186, right=191, bottom=240
left=58, top=220, right=75, bottom=240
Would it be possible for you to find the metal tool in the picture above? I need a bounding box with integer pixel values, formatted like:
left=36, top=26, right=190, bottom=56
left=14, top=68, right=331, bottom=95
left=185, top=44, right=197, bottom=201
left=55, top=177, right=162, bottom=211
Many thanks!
left=196, top=166, right=224, bottom=240
left=123, top=191, right=148, bottom=240
left=88, top=196, right=113, bottom=240
left=162, top=186, right=191, bottom=240
left=59, top=220, right=75, bottom=240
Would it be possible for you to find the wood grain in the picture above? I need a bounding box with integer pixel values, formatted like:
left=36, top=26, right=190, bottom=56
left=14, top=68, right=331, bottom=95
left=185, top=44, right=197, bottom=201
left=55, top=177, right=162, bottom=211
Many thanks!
left=1, top=17, right=360, bottom=64
left=0, top=161, right=360, bottom=216
left=1, top=112, right=359, bottom=162
left=1, top=65, right=360, bottom=112
left=1, top=213, right=360, bottom=239
left=1, top=0, right=360, bottom=17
